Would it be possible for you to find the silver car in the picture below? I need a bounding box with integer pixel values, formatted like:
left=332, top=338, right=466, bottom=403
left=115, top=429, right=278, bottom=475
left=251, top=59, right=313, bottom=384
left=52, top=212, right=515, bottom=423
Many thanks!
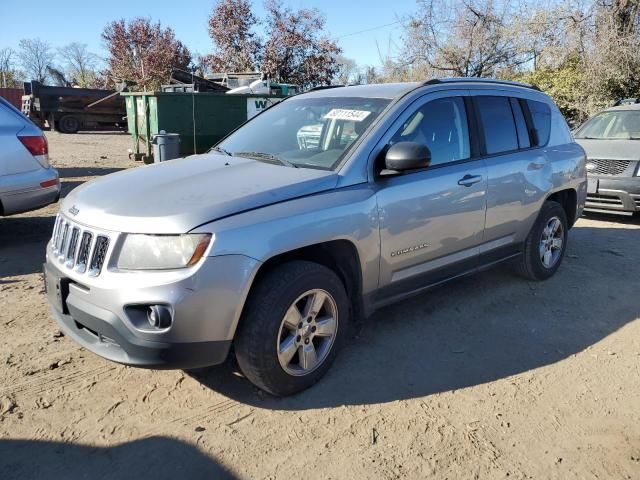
left=574, top=101, right=640, bottom=215
left=0, top=97, right=60, bottom=216
left=44, top=79, right=586, bottom=396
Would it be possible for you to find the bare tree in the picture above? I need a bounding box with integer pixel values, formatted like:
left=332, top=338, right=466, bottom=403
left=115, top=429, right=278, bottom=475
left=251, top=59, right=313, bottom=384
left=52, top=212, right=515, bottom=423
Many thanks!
left=598, top=0, right=640, bottom=34
left=18, top=38, right=55, bottom=83
left=401, top=0, right=526, bottom=77
left=334, top=55, right=358, bottom=84
left=0, top=47, right=21, bottom=88
left=59, top=42, right=99, bottom=88
left=585, top=0, right=640, bottom=105
left=512, top=5, right=560, bottom=71
left=363, top=65, right=381, bottom=84
left=205, top=0, right=261, bottom=73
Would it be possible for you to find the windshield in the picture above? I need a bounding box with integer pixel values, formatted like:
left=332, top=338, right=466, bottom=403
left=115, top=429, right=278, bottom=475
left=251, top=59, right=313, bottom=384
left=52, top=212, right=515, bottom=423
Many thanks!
left=215, top=96, right=390, bottom=170
left=575, top=110, right=640, bottom=139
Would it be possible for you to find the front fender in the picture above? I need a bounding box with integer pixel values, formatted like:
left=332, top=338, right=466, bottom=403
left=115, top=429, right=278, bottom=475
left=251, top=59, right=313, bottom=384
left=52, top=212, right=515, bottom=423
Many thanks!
left=192, top=185, right=381, bottom=295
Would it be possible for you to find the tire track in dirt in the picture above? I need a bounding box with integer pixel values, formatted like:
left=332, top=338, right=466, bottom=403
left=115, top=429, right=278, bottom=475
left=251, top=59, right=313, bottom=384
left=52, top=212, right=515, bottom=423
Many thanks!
left=141, top=398, right=250, bottom=438
left=0, top=364, right=117, bottom=398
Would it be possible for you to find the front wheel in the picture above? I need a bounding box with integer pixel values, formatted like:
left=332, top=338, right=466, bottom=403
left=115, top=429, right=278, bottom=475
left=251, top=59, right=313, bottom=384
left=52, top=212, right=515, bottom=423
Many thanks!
left=517, top=200, right=568, bottom=280
left=234, top=261, right=349, bottom=396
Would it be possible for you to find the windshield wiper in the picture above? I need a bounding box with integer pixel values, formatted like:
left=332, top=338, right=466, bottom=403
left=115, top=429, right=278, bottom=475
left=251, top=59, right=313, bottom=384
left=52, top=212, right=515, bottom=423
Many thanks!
left=211, top=146, right=232, bottom=156
left=234, top=151, right=298, bottom=168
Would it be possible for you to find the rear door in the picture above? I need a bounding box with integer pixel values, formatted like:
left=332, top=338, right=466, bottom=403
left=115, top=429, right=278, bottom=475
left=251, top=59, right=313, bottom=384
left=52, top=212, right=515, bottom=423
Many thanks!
left=373, top=91, right=488, bottom=303
left=471, top=92, right=550, bottom=262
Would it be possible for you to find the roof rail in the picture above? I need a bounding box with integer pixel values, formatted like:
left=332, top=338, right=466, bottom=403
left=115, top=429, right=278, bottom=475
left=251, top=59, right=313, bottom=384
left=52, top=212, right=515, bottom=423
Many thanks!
left=308, top=85, right=346, bottom=92
left=423, top=77, right=541, bottom=92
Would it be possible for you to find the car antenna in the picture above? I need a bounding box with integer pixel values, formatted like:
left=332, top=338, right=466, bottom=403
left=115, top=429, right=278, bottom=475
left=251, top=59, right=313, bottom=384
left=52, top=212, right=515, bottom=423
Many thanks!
left=191, top=64, right=197, bottom=155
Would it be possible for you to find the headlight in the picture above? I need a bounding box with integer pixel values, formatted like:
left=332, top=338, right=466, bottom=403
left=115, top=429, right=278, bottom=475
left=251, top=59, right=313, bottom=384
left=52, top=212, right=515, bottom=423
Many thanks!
left=117, top=233, right=213, bottom=270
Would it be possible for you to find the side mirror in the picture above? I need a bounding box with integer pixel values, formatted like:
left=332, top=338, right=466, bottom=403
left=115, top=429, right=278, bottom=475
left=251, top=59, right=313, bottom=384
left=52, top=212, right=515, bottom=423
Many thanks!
left=382, top=142, right=431, bottom=176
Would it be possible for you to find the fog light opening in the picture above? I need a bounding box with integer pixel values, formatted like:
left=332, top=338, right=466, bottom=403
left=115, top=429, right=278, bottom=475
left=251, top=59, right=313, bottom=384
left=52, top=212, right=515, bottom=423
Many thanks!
left=147, top=305, right=172, bottom=329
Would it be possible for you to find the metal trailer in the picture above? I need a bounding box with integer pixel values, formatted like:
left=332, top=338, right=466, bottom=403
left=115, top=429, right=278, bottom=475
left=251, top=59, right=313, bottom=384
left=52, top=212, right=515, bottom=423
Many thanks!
left=122, top=91, right=286, bottom=163
left=21, top=81, right=127, bottom=133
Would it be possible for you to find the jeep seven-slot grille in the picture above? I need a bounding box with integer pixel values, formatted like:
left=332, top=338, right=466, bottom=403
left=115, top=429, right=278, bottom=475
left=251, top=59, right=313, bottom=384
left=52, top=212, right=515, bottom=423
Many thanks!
left=76, top=232, right=93, bottom=272
left=589, top=159, right=631, bottom=176
left=51, top=215, right=110, bottom=276
left=65, top=227, right=79, bottom=265
left=89, top=236, right=110, bottom=274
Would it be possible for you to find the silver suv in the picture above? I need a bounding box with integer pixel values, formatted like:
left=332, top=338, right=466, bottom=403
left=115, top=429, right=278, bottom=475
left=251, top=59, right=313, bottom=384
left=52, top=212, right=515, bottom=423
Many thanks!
left=0, top=97, right=60, bottom=216
left=574, top=100, right=640, bottom=215
left=45, top=79, right=587, bottom=396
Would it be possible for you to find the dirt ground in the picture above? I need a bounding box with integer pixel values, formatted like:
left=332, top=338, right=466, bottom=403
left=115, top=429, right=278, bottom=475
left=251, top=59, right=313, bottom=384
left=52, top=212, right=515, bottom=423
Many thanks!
left=1, top=131, right=639, bottom=479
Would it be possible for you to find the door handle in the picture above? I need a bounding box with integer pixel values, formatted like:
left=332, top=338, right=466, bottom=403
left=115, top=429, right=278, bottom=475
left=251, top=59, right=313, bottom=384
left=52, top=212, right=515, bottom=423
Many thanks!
left=457, top=174, right=482, bottom=187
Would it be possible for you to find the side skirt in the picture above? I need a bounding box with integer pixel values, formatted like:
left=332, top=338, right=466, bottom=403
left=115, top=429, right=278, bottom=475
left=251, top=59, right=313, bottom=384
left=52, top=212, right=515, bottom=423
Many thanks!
left=364, top=245, right=522, bottom=315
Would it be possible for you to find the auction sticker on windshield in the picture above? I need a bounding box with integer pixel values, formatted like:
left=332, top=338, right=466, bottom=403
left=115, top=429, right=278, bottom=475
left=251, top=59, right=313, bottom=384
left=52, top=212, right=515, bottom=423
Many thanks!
left=324, top=109, right=371, bottom=122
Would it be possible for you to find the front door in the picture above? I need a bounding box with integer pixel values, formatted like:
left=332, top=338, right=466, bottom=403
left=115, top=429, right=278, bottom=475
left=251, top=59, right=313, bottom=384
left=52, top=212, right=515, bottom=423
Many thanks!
left=374, top=93, right=487, bottom=304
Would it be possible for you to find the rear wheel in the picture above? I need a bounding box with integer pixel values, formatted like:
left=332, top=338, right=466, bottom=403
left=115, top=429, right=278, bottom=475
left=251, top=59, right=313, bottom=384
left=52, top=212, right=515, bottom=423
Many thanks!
left=58, top=115, right=80, bottom=134
left=517, top=200, right=568, bottom=280
left=235, top=261, right=349, bottom=396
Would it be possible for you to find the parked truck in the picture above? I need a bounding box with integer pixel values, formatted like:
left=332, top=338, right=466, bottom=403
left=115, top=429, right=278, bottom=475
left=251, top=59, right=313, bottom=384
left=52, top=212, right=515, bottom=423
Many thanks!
left=21, top=81, right=127, bottom=134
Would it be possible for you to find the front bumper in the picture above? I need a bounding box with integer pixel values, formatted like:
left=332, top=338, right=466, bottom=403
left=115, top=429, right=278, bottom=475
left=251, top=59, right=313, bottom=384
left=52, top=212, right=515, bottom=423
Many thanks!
left=44, top=252, right=260, bottom=370
left=585, top=176, right=640, bottom=215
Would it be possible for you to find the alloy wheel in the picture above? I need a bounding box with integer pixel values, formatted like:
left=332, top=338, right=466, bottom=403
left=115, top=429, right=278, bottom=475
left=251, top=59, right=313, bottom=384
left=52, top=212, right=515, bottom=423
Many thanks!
left=539, top=216, right=565, bottom=269
left=276, top=289, right=338, bottom=376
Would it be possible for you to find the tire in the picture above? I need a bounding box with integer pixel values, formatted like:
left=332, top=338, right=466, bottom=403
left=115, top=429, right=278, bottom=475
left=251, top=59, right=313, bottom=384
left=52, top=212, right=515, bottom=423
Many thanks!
left=58, top=115, right=80, bottom=134
left=517, top=200, right=568, bottom=281
left=235, top=261, right=349, bottom=396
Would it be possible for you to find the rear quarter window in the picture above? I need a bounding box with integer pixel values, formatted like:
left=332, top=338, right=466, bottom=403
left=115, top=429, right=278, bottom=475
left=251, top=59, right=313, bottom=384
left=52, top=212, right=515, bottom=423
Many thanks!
left=527, top=100, right=552, bottom=146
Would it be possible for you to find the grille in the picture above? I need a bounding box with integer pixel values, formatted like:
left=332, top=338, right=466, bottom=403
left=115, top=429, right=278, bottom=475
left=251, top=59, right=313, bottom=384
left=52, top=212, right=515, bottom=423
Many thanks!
left=76, top=232, right=93, bottom=273
left=588, top=159, right=631, bottom=176
left=586, top=194, right=624, bottom=207
left=50, top=215, right=111, bottom=276
left=65, top=227, right=80, bottom=266
left=89, top=236, right=110, bottom=275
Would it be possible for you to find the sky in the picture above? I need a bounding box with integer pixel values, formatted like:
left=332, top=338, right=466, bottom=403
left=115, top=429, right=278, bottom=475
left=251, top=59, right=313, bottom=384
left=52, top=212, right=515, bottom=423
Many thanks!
left=0, top=0, right=418, bottom=69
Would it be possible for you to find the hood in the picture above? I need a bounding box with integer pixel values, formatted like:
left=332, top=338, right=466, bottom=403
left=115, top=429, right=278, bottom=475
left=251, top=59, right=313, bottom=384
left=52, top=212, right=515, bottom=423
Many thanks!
left=62, top=153, right=338, bottom=233
left=575, top=138, right=640, bottom=161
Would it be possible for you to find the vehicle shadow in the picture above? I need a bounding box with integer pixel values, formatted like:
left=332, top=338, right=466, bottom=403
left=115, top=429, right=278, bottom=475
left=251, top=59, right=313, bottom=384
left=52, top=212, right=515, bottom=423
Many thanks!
left=0, top=436, right=236, bottom=480
left=74, top=129, right=127, bottom=135
left=60, top=180, right=85, bottom=199
left=583, top=210, right=640, bottom=225
left=56, top=166, right=125, bottom=198
left=57, top=166, right=124, bottom=179
left=190, top=223, right=640, bottom=409
left=0, top=215, right=55, bottom=277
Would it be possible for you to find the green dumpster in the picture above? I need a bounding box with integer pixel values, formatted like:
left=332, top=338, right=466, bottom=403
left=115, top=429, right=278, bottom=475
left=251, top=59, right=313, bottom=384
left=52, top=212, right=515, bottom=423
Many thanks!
left=122, top=92, right=285, bottom=163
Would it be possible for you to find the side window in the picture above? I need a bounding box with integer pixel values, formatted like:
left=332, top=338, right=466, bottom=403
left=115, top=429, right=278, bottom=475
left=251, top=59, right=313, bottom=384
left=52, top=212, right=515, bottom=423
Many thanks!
left=475, top=96, right=518, bottom=154
left=390, top=97, right=470, bottom=166
left=510, top=98, right=531, bottom=149
left=527, top=100, right=552, bottom=146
